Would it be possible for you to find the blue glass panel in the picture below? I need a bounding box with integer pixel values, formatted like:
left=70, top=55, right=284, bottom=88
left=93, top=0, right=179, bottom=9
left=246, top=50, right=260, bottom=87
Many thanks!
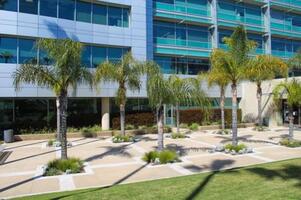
left=108, top=7, right=122, bottom=27
left=123, top=8, right=129, bottom=27
left=0, top=0, right=17, bottom=11
left=92, top=46, right=106, bottom=68
left=19, top=0, right=38, bottom=14
left=40, top=0, right=57, bottom=17
left=19, top=39, right=37, bottom=64
left=39, top=49, right=53, bottom=65
left=77, top=1, right=91, bottom=23
left=0, top=37, right=17, bottom=63
left=59, top=0, right=75, bottom=20
left=93, top=4, right=107, bottom=25
left=81, top=45, right=91, bottom=68
left=108, top=48, right=123, bottom=62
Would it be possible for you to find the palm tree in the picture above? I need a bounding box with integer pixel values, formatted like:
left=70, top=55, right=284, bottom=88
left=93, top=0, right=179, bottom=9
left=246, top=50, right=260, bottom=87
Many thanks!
left=168, top=75, right=208, bottom=134
left=0, top=51, right=13, bottom=63
left=247, top=55, right=287, bottom=127
left=13, top=38, right=93, bottom=160
left=95, top=52, right=144, bottom=136
left=146, top=63, right=173, bottom=151
left=273, top=79, right=301, bottom=139
left=201, top=67, right=229, bottom=131
left=210, top=25, right=257, bottom=146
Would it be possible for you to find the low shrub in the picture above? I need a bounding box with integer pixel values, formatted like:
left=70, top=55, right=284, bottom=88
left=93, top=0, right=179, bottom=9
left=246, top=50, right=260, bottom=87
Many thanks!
left=280, top=138, right=301, bottom=148
left=171, top=132, right=186, bottom=139
left=125, top=124, right=135, bottom=130
left=225, top=143, right=247, bottom=153
left=189, top=123, right=199, bottom=131
left=142, top=150, right=179, bottom=164
left=179, top=123, right=188, bottom=129
left=81, top=128, right=97, bottom=138
left=253, top=126, right=269, bottom=132
left=112, top=112, right=155, bottom=129
left=44, top=158, right=84, bottom=176
left=215, top=129, right=231, bottom=135
left=47, top=139, right=54, bottom=147
left=112, top=134, right=134, bottom=143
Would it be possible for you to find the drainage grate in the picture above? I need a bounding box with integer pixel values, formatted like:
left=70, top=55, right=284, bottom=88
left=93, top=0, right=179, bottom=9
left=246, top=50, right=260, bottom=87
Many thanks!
left=0, top=151, right=12, bottom=165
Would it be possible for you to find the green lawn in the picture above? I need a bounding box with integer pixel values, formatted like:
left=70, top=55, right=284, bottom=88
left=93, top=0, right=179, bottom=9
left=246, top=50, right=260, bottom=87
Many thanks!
left=17, top=159, right=301, bottom=200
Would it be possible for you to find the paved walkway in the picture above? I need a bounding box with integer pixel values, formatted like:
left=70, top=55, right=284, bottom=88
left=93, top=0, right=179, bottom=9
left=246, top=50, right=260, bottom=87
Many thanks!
left=0, top=127, right=301, bottom=199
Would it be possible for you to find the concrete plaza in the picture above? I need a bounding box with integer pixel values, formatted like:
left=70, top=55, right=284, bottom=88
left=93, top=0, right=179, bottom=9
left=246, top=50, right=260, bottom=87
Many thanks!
left=0, top=127, right=301, bottom=199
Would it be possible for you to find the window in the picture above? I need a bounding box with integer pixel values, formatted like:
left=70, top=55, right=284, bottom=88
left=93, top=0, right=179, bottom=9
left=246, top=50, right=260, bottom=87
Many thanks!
left=39, top=49, right=53, bottom=65
left=154, top=24, right=175, bottom=38
left=108, top=7, right=122, bottom=27
left=123, top=8, right=129, bottom=27
left=40, top=0, right=57, bottom=18
left=19, top=0, right=38, bottom=14
left=19, top=39, right=37, bottom=64
left=0, top=37, right=17, bottom=63
left=59, top=0, right=75, bottom=20
left=81, top=45, right=91, bottom=68
left=292, top=17, right=301, bottom=27
left=77, top=1, right=91, bottom=23
left=92, top=46, right=106, bottom=68
left=0, top=0, right=17, bottom=11
left=108, top=48, right=123, bottom=62
left=93, top=4, right=107, bottom=25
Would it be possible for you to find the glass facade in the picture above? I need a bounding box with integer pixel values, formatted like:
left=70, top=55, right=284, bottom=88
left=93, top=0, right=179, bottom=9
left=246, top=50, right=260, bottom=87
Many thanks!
left=154, top=56, right=209, bottom=75
left=0, top=36, right=129, bottom=67
left=0, top=0, right=130, bottom=28
left=271, top=37, right=301, bottom=58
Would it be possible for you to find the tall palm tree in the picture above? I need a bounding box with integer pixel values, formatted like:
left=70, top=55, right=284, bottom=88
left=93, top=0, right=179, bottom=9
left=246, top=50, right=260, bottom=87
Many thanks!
left=247, top=55, right=288, bottom=127
left=201, top=67, right=229, bottom=131
left=13, top=38, right=93, bottom=160
left=210, top=25, right=256, bottom=146
left=95, top=52, right=144, bottom=136
left=273, top=79, right=301, bottom=139
left=146, top=63, right=173, bottom=151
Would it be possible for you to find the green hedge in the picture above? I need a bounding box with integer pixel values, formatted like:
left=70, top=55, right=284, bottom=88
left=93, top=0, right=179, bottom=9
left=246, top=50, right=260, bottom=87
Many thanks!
left=180, top=109, right=242, bottom=127
left=112, top=109, right=242, bottom=129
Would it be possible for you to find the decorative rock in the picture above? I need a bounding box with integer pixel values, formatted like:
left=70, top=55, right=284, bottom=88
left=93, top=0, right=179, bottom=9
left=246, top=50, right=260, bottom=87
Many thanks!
left=231, top=150, right=236, bottom=155
left=238, top=150, right=244, bottom=154
left=67, top=142, right=72, bottom=147
left=53, top=141, right=61, bottom=147
left=208, top=149, right=215, bottom=153
left=215, top=145, right=224, bottom=152
left=65, top=169, right=72, bottom=174
left=246, top=148, right=253, bottom=153
left=154, top=158, right=160, bottom=165
left=225, top=149, right=230, bottom=154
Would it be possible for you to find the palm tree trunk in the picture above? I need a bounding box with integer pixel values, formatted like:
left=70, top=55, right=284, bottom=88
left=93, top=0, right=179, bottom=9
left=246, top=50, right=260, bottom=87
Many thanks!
left=220, top=87, right=225, bottom=131
left=231, top=84, right=238, bottom=146
left=157, top=105, right=164, bottom=151
left=56, top=97, right=61, bottom=142
left=288, top=107, right=294, bottom=140
left=176, top=103, right=180, bottom=134
left=257, top=84, right=263, bottom=127
left=120, top=104, right=125, bottom=136
left=59, top=91, right=68, bottom=160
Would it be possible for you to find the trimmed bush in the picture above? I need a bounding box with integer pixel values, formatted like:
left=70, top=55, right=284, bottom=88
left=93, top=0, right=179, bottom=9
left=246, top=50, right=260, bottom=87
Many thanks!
left=225, top=144, right=247, bottom=153
left=44, top=158, right=84, bottom=176
left=47, top=139, right=54, bottom=147
left=171, top=132, right=186, bottom=139
left=125, top=124, right=135, bottom=130
left=112, top=112, right=155, bottom=129
left=180, top=109, right=242, bottom=127
left=280, top=138, right=301, bottom=148
left=189, top=123, right=199, bottom=131
left=179, top=123, right=189, bottom=128
left=142, top=150, right=179, bottom=164
left=81, top=128, right=97, bottom=138
left=112, top=135, right=134, bottom=143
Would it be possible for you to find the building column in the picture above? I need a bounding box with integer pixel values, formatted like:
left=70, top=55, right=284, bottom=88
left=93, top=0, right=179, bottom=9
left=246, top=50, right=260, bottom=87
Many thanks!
left=210, top=0, right=218, bottom=48
left=101, top=98, right=110, bottom=131
left=263, top=2, right=272, bottom=54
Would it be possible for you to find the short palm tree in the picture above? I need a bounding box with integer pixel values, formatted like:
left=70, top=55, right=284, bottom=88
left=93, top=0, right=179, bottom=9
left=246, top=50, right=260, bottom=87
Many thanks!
left=247, top=55, right=288, bottom=127
left=210, top=25, right=256, bottom=146
left=13, top=38, right=93, bottom=160
left=273, top=79, right=301, bottom=139
left=201, top=66, right=229, bottom=131
left=95, top=52, right=144, bottom=136
left=168, top=75, right=208, bottom=134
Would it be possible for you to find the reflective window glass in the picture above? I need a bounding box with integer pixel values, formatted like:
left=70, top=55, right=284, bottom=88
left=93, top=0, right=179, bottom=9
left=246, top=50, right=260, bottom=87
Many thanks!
left=92, top=46, right=106, bottom=68
left=77, top=1, right=91, bottom=23
left=81, top=45, right=91, bottom=68
left=59, top=0, right=75, bottom=20
left=93, top=4, right=107, bottom=25
left=108, top=7, right=122, bottom=27
left=19, top=39, right=37, bottom=64
left=123, top=8, right=129, bottom=27
left=19, top=0, right=38, bottom=14
left=40, top=0, right=57, bottom=17
left=108, top=48, right=122, bottom=62
left=0, top=0, right=17, bottom=11
left=0, top=37, right=17, bottom=63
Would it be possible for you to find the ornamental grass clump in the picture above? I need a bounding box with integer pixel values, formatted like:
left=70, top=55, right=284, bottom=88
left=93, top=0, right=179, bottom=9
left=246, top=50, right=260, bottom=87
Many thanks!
left=142, top=150, right=179, bottom=164
left=280, top=138, right=301, bottom=148
left=171, top=132, right=186, bottom=139
left=112, top=134, right=134, bottom=143
left=44, top=158, right=84, bottom=176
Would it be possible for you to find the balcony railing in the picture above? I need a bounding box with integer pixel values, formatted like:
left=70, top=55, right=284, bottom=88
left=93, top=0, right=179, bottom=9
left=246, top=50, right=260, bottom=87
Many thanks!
left=217, top=11, right=263, bottom=27
left=155, top=37, right=212, bottom=49
left=271, top=0, right=301, bottom=8
left=272, top=50, right=294, bottom=58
